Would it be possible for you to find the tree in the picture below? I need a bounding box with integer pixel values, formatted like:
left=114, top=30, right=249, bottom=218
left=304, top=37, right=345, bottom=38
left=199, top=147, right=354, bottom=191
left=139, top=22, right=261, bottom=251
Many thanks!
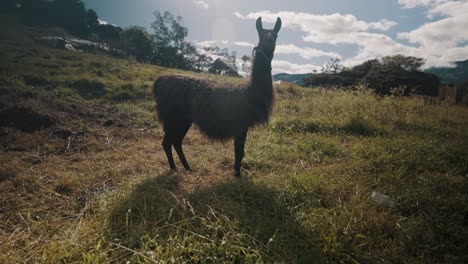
left=304, top=55, right=439, bottom=96
left=151, top=11, right=187, bottom=48
left=362, top=63, right=439, bottom=96
left=119, top=26, right=154, bottom=62
left=208, top=58, right=240, bottom=77
left=91, top=24, right=123, bottom=45
left=381, top=54, right=425, bottom=71
left=227, top=50, right=238, bottom=74
left=360, top=55, right=438, bottom=96
left=241, top=55, right=252, bottom=77
left=149, top=11, right=239, bottom=73
left=49, top=0, right=89, bottom=37
left=203, top=46, right=240, bottom=76
left=181, top=42, right=214, bottom=72
left=20, top=0, right=97, bottom=37
left=85, top=9, right=99, bottom=31
left=321, top=57, right=343, bottom=74
left=151, top=11, right=189, bottom=68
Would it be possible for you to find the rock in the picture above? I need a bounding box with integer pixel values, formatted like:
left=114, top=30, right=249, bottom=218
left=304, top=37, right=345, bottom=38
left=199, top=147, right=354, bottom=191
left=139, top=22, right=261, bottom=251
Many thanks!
left=64, top=43, right=76, bottom=51
left=371, top=191, right=395, bottom=208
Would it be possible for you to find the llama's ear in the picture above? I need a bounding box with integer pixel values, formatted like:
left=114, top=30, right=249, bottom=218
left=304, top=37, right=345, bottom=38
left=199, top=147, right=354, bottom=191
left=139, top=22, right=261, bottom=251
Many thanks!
left=256, top=17, right=264, bottom=35
left=273, top=17, right=282, bottom=33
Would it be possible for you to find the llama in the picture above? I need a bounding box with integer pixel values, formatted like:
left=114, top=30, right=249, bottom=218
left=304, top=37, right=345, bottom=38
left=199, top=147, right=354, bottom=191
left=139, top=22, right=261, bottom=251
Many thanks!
left=153, top=17, right=282, bottom=177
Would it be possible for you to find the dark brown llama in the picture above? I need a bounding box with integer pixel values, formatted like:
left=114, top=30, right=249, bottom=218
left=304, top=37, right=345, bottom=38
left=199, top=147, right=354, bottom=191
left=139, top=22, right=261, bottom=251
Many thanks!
left=153, top=17, right=282, bottom=177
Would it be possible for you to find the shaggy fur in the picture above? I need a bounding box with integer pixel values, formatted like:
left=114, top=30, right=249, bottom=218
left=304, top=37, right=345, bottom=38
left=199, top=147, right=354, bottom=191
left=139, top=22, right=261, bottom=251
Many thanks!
left=153, top=17, right=282, bottom=176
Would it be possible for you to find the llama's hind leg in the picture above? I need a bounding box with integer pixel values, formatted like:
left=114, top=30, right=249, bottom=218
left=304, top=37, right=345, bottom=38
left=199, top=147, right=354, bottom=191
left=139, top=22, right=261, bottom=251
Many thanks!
left=162, top=134, right=176, bottom=170
left=234, top=130, right=247, bottom=177
left=173, top=121, right=192, bottom=171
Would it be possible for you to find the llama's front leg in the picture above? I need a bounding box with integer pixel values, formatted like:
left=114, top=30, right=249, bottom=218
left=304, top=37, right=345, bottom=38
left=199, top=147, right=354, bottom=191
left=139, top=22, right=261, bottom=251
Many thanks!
left=234, top=131, right=247, bottom=177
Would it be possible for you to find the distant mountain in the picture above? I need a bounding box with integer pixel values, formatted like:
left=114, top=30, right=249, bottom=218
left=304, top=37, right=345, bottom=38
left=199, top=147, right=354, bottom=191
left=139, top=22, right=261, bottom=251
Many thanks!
left=273, top=73, right=310, bottom=86
left=425, top=60, right=468, bottom=85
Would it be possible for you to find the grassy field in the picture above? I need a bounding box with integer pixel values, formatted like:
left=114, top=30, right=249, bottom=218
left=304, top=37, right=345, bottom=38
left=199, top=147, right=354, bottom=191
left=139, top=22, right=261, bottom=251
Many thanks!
left=1, top=22, right=468, bottom=263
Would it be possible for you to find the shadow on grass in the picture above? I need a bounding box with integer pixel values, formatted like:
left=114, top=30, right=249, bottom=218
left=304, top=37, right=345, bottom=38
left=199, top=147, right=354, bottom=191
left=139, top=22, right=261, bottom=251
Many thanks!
left=107, top=172, right=322, bottom=263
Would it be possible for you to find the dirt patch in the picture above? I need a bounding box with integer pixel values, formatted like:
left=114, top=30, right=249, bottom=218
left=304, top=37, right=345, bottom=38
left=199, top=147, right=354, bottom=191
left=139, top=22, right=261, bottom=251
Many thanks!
left=0, top=106, right=54, bottom=132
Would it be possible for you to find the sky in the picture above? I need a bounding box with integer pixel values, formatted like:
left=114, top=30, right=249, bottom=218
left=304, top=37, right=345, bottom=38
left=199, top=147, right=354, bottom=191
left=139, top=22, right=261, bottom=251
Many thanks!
left=82, top=0, right=468, bottom=74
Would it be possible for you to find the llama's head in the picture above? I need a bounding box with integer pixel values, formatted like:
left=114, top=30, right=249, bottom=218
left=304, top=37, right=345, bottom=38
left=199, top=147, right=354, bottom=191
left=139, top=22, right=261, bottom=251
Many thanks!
left=256, top=17, right=282, bottom=59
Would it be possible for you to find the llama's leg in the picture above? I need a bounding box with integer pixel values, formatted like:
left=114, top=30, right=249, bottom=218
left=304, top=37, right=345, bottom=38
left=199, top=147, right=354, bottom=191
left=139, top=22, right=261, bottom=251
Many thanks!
left=162, top=133, right=176, bottom=170
left=173, top=121, right=192, bottom=171
left=234, top=130, right=247, bottom=177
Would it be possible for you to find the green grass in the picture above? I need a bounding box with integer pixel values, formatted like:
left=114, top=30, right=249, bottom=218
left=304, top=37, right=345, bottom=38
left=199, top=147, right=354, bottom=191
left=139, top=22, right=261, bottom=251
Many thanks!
left=1, top=19, right=468, bottom=263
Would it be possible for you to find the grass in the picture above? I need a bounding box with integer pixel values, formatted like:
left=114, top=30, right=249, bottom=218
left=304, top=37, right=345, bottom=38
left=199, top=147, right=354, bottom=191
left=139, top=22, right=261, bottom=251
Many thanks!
left=1, top=18, right=468, bottom=263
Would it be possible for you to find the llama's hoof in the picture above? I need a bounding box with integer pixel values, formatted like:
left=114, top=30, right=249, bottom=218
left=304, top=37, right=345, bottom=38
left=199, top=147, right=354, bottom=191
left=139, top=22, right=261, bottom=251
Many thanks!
left=234, top=171, right=241, bottom=177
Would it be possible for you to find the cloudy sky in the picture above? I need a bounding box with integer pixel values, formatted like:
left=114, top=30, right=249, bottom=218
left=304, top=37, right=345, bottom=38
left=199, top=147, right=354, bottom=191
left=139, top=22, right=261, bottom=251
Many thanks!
left=82, top=0, right=468, bottom=74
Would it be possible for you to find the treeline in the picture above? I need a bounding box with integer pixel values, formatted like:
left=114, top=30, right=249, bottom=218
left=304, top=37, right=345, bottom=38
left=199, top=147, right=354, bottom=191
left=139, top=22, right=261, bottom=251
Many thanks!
left=304, top=55, right=440, bottom=96
left=1, top=0, right=242, bottom=76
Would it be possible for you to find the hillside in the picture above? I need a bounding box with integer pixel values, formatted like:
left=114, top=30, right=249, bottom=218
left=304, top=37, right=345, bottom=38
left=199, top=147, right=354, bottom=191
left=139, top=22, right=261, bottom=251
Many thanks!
left=1, top=21, right=468, bottom=263
left=273, top=73, right=309, bottom=86
left=425, top=60, right=468, bottom=84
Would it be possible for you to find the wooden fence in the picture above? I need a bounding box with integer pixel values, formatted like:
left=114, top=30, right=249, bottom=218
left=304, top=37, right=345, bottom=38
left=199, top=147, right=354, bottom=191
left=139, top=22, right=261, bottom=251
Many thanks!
left=438, top=86, right=467, bottom=104
left=413, top=86, right=467, bottom=105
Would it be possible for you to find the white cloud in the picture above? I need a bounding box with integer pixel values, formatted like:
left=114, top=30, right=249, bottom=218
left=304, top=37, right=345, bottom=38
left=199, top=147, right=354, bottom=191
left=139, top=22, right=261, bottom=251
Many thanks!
left=398, top=0, right=449, bottom=9
left=233, top=11, right=397, bottom=34
left=195, top=40, right=255, bottom=49
left=398, top=0, right=468, bottom=48
left=276, top=44, right=341, bottom=59
left=397, top=0, right=468, bottom=67
left=398, top=15, right=468, bottom=48
left=192, top=0, right=209, bottom=9
left=272, top=60, right=321, bottom=74
left=235, top=8, right=468, bottom=70
left=234, top=10, right=404, bottom=69
left=234, top=41, right=255, bottom=48
left=195, top=40, right=229, bottom=48
left=97, top=18, right=118, bottom=27
left=426, top=0, right=468, bottom=17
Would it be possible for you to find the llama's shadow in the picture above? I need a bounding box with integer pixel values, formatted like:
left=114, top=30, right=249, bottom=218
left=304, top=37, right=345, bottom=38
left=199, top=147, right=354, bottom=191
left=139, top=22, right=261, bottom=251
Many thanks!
left=107, top=171, right=322, bottom=263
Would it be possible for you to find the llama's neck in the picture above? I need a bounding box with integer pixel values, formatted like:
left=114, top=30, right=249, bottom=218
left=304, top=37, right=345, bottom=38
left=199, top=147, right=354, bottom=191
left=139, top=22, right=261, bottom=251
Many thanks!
left=249, top=51, right=273, bottom=98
